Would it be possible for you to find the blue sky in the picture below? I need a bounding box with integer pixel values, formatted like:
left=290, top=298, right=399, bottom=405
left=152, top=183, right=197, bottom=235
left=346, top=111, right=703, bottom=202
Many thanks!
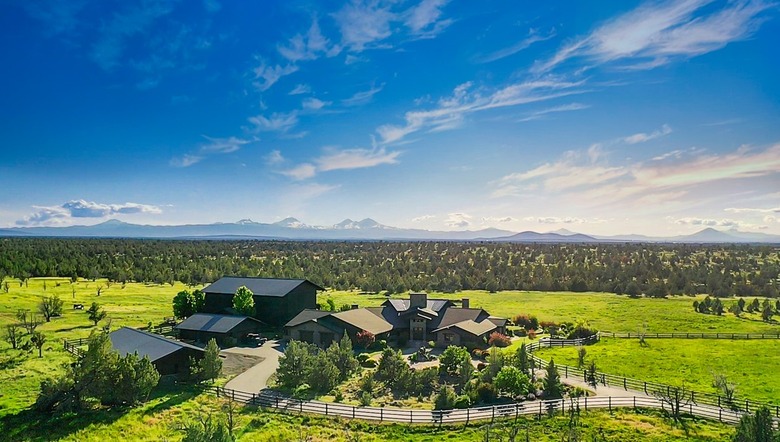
left=1, top=0, right=779, bottom=235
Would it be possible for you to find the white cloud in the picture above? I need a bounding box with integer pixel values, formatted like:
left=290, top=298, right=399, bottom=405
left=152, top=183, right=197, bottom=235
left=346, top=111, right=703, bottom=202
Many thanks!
left=277, top=19, right=335, bottom=62
left=670, top=216, right=768, bottom=230
left=289, top=84, right=311, bottom=95
left=445, top=212, right=472, bottom=228
left=523, top=216, right=587, bottom=224
left=302, top=97, right=331, bottom=111
left=171, top=136, right=253, bottom=167
left=342, top=83, right=384, bottom=106
left=535, top=0, right=772, bottom=73
left=252, top=61, right=299, bottom=92
left=248, top=111, right=299, bottom=132
left=725, top=206, right=780, bottom=214
left=265, top=150, right=285, bottom=165
left=623, top=124, right=672, bottom=144
left=411, top=214, right=436, bottom=222
left=481, top=216, right=517, bottom=223
left=518, top=103, right=590, bottom=122
left=281, top=163, right=317, bottom=181
left=333, top=0, right=396, bottom=52
left=477, top=29, right=556, bottom=63
left=17, top=200, right=162, bottom=226
left=377, top=78, right=586, bottom=144
left=404, top=0, right=453, bottom=38
left=316, top=147, right=401, bottom=171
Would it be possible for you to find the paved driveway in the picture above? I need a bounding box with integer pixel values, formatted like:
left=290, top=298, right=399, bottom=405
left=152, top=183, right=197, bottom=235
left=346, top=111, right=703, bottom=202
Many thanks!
left=224, top=340, right=284, bottom=392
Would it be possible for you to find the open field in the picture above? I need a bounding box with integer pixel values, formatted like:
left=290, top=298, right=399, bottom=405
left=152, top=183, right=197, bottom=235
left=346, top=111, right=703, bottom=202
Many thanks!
left=536, top=337, right=780, bottom=405
left=321, top=290, right=780, bottom=334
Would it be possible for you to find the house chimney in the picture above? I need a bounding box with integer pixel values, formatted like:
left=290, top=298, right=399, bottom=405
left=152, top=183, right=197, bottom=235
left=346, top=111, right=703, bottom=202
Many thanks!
left=351, top=304, right=359, bottom=310
left=461, top=298, right=470, bottom=309
left=410, top=292, right=427, bottom=308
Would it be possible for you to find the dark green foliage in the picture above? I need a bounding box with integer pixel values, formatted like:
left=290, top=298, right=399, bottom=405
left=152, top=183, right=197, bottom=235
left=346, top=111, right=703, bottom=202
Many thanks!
left=374, top=348, right=407, bottom=385
left=476, top=382, right=497, bottom=403
left=433, top=384, right=457, bottom=410
left=543, top=359, right=563, bottom=399
left=172, top=290, right=204, bottom=319
left=493, top=366, right=531, bottom=397
left=326, top=334, right=359, bottom=381
left=513, top=314, right=539, bottom=330
left=586, top=362, right=598, bottom=388
left=276, top=340, right=316, bottom=388
left=232, top=286, right=255, bottom=316
left=275, top=338, right=353, bottom=394
left=515, top=343, right=530, bottom=375
left=309, top=352, right=340, bottom=393
left=1, top=238, right=778, bottom=297
left=733, top=407, right=779, bottom=442
left=192, top=339, right=222, bottom=382
left=38, top=294, right=63, bottom=322
left=30, top=331, right=46, bottom=358
left=438, top=345, right=470, bottom=376
left=86, top=302, right=106, bottom=326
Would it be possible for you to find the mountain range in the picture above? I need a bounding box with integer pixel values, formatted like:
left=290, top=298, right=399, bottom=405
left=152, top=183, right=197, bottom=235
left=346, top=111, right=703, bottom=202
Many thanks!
left=1, top=218, right=779, bottom=243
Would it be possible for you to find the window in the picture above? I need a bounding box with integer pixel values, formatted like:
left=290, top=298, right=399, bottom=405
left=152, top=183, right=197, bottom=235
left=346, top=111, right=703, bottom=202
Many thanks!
left=443, top=333, right=454, bottom=343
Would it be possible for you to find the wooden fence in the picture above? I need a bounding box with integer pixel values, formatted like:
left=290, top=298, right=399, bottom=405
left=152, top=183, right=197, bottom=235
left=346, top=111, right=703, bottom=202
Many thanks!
left=601, top=331, right=780, bottom=339
left=528, top=336, right=780, bottom=418
left=208, top=387, right=750, bottom=425
left=63, top=337, right=86, bottom=357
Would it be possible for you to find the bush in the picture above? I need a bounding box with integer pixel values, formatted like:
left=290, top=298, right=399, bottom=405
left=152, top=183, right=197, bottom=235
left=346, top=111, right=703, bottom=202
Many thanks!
left=356, top=353, right=370, bottom=363
left=488, top=332, right=511, bottom=347
left=476, top=382, right=497, bottom=404
left=494, top=366, right=531, bottom=397
left=527, top=329, right=537, bottom=340
left=454, top=394, right=471, bottom=409
left=356, top=330, right=375, bottom=349
left=512, top=314, right=539, bottom=330
left=361, top=359, right=377, bottom=368
left=334, top=390, right=344, bottom=402
left=472, top=348, right=485, bottom=360
left=359, top=391, right=372, bottom=407
left=439, top=346, right=471, bottom=375
left=434, top=385, right=457, bottom=410
left=514, top=328, right=527, bottom=337
left=292, top=383, right=311, bottom=398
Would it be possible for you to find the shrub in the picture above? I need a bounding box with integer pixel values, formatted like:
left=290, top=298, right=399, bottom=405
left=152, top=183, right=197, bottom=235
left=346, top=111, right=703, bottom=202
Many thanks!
left=512, top=314, right=539, bottom=330
left=361, top=359, right=377, bottom=368
left=356, top=353, right=370, bottom=363
left=292, top=383, right=311, bottom=398
left=476, top=382, right=497, bottom=404
left=334, top=390, right=344, bottom=402
left=527, top=329, right=537, bottom=340
left=494, top=366, right=531, bottom=397
left=427, top=340, right=436, bottom=348
left=454, top=394, right=471, bottom=409
left=355, top=330, right=375, bottom=349
left=514, top=328, right=527, bottom=337
left=487, top=332, right=511, bottom=347
left=434, top=385, right=457, bottom=410
left=359, top=372, right=374, bottom=393
left=359, top=391, right=372, bottom=407
left=472, top=348, right=484, bottom=360
left=566, top=320, right=598, bottom=340
left=439, top=346, right=471, bottom=375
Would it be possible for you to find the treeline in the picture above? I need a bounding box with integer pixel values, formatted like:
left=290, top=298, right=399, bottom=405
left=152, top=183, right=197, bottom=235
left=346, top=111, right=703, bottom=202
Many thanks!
left=0, top=238, right=779, bottom=297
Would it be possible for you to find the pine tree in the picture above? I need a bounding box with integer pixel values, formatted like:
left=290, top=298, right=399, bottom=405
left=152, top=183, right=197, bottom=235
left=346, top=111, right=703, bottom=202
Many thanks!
left=543, top=359, right=563, bottom=399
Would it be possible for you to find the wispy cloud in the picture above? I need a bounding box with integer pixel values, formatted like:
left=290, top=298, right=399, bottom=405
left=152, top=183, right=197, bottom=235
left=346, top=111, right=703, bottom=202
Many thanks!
left=252, top=61, right=299, bottom=92
left=281, top=163, right=317, bottom=180
left=265, top=150, right=285, bottom=165
left=403, top=0, right=453, bottom=38
left=289, top=84, right=312, bottom=95
left=518, top=102, right=590, bottom=122
left=670, top=216, right=767, bottom=230
left=316, top=147, right=400, bottom=171
left=623, top=124, right=672, bottom=144
left=523, top=216, right=594, bottom=225
left=725, top=206, right=780, bottom=214
left=342, top=83, right=385, bottom=106
left=333, top=0, right=396, bottom=52
left=481, top=216, right=517, bottom=223
left=411, top=214, right=436, bottom=222
left=377, top=79, right=587, bottom=144
left=248, top=111, right=299, bottom=132
left=171, top=136, right=253, bottom=167
left=493, top=143, right=780, bottom=208
left=277, top=19, right=337, bottom=62
left=476, top=28, right=556, bottom=64
left=534, top=0, right=773, bottom=73
left=302, top=97, right=331, bottom=111
left=17, top=200, right=162, bottom=226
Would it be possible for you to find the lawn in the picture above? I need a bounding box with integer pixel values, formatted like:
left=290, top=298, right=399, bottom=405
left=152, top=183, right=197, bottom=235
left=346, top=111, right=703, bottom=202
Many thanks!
left=536, top=337, right=780, bottom=405
left=320, top=290, right=780, bottom=334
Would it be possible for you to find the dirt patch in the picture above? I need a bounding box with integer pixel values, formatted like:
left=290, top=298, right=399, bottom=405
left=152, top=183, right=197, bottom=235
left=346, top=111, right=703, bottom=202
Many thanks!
left=221, top=352, right=265, bottom=376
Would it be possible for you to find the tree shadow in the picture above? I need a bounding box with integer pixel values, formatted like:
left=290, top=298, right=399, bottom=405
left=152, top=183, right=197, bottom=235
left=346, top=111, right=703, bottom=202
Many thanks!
left=55, top=324, right=95, bottom=333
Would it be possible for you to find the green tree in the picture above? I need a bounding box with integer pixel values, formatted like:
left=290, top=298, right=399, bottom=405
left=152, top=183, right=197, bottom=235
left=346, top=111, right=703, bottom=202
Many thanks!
left=326, top=334, right=359, bottom=381
left=375, top=348, right=408, bottom=387
left=4, top=323, right=22, bottom=350
left=576, top=346, right=587, bottom=368
left=276, top=340, right=315, bottom=388
left=232, top=286, right=255, bottom=316
left=110, top=352, right=160, bottom=405
left=197, top=339, right=222, bottom=382
left=515, top=342, right=530, bottom=375
left=434, top=384, right=457, bottom=410
left=733, top=407, right=779, bottom=442
left=483, top=346, right=505, bottom=383
left=439, top=346, right=470, bottom=375
left=38, top=294, right=64, bottom=322
left=30, top=331, right=46, bottom=358
left=543, top=359, right=563, bottom=399
left=87, top=302, right=107, bottom=326
left=309, top=351, right=340, bottom=393
left=494, top=366, right=531, bottom=397
left=173, top=290, right=195, bottom=319
left=192, top=289, right=206, bottom=313
left=586, top=361, right=598, bottom=388
left=762, top=304, right=774, bottom=322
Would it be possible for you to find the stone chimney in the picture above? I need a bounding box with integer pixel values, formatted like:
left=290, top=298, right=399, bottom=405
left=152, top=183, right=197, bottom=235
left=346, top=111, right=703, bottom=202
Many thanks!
left=410, top=292, right=427, bottom=309
left=461, top=298, right=470, bottom=309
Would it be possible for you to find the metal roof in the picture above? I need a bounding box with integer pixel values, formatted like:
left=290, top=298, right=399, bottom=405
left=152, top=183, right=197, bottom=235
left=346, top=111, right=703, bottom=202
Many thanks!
left=331, top=309, right=393, bottom=335
left=110, top=327, right=204, bottom=362
left=203, top=277, right=324, bottom=297
left=174, top=313, right=263, bottom=333
left=285, top=309, right=332, bottom=328
left=386, top=298, right=451, bottom=312
left=433, top=319, right=497, bottom=337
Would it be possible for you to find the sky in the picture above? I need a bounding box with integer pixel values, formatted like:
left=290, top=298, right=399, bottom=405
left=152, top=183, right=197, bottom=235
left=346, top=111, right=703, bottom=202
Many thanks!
left=1, top=0, right=779, bottom=236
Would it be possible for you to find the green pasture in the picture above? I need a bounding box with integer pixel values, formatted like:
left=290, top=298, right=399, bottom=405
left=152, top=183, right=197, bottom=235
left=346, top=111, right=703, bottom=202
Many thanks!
left=536, top=337, right=780, bottom=405
left=321, top=290, right=780, bottom=334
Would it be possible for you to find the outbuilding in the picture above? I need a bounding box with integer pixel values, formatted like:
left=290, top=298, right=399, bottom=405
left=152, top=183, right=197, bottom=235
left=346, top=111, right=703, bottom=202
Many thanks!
left=109, top=327, right=204, bottom=376
left=175, top=313, right=264, bottom=347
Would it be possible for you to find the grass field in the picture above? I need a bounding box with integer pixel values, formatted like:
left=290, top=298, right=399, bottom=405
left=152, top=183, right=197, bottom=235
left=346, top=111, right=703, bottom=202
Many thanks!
left=0, top=278, right=774, bottom=440
left=321, top=290, right=780, bottom=334
left=536, top=337, right=780, bottom=405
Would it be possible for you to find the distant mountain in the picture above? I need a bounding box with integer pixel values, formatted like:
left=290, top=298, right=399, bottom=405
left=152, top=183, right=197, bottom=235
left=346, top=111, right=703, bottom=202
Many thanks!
left=1, top=220, right=778, bottom=243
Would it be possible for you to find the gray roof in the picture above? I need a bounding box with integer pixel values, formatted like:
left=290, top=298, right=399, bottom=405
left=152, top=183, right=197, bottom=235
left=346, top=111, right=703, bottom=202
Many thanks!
left=285, top=309, right=332, bottom=328
left=110, top=327, right=204, bottom=362
left=433, top=319, right=497, bottom=337
left=386, top=298, right=451, bottom=312
left=435, top=307, right=490, bottom=328
left=203, top=277, right=324, bottom=297
left=174, top=313, right=263, bottom=333
left=331, top=309, right=393, bottom=335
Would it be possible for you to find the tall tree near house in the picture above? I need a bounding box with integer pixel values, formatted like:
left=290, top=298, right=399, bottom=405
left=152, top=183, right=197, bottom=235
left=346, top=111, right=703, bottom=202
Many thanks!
left=543, top=359, right=563, bottom=399
left=173, top=290, right=196, bottom=319
left=39, top=294, right=64, bottom=322
left=515, top=343, right=530, bottom=376
left=232, top=286, right=255, bottom=316
left=87, top=302, right=107, bottom=326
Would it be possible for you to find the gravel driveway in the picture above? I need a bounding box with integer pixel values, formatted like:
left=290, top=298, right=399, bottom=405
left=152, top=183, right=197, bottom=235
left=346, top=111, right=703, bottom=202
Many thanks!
left=223, top=340, right=284, bottom=392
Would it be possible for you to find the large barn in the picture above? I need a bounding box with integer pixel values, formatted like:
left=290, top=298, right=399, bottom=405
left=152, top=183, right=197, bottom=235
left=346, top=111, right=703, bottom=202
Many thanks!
left=202, top=277, right=324, bottom=326
left=109, top=327, right=205, bottom=376
left=175, top=313, right=264, bottom=346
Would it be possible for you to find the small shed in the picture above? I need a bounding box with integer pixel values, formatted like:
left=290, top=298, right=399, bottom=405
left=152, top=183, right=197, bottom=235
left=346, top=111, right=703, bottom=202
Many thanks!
left=109, top=327, right=204, bottom=376
left=174, top=313, right=264, bottom=347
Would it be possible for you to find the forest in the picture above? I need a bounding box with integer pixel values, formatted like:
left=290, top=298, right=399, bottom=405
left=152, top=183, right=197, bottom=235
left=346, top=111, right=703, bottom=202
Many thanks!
left=0, top=238, right=778, bottom=298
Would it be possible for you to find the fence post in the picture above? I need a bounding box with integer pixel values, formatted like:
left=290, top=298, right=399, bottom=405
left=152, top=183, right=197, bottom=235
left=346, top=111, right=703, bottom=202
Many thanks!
left=644, top=382, right=647, bottom=395
left=251, top=393, right=256, bottom=405
left=565, top=366, right=568, bottom=378
left=492, top=406, right=495, bottom=423
left=299, top=399, right=303, bottom=413
left=275, top=396, right=279, bottom=408
left=325, top=403, right=328, bottom=416
left=539, top=401, right=542, bottom=418
left=633, top=396, right=636, bottom=410
left=466, top=407, right=470, bottom=425
left=585, top=396, right=587, bottom=411
left=745, top=400, right=749, bottom=413
left=410, top=410, right=413, bottom=424
left=353, top=406, right=355, bottom=419
left=719, top=408, right=722, bottom=422
left=381, top=408, right=384, bottom=422
left=624, top=377, right=627, bottom=390
left=609, top=397, right=612, bottom=413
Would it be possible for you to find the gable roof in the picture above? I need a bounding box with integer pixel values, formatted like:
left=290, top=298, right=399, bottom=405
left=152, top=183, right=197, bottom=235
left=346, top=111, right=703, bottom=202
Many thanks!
left=285, top=309, right=332, bottom=328
left=385, top=298, right=452, bottom=313
left=433, top=319, right=497, bottom=337
left=203, top=277, right=324, bottom=297
left=110, top=327, right=204, bottom=362
left=174, top=313, right=264, bottom=333
left=331, top=309, right=393, bottom=335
